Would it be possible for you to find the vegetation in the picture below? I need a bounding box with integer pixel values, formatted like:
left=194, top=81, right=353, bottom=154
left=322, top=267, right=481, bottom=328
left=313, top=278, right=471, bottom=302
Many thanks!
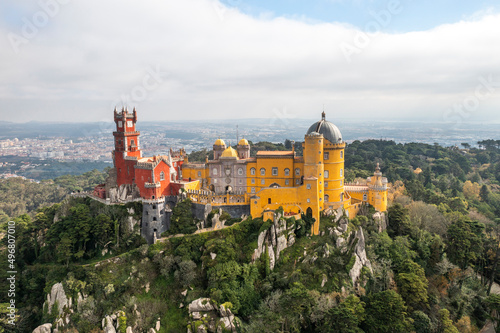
left=0, top=138, right=499, bottom=332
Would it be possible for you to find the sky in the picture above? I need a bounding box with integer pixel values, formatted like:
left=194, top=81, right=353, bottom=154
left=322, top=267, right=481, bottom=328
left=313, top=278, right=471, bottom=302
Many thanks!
left=0, top=0, right=499, bottom=125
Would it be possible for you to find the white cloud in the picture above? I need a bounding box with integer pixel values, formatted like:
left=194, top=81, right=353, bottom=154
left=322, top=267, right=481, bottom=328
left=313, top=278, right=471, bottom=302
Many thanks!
left=0, top=0, right=499, bottom=123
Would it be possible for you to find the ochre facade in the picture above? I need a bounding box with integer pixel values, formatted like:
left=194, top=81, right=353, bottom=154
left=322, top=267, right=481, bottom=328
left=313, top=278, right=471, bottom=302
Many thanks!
left=183, top=112, right=388, bottom=234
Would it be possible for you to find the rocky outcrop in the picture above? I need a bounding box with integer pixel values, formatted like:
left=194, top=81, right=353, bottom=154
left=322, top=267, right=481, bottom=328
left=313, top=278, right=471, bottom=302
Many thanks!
left=252, top=211, right=296, bottom=270
left=107, top=183, right=140, bottom=203
left=32, top=324, right=52, bottom=333
left=187, top=298, right=239, bottom=333
left=373, top=211, right=387, bottom=233
left=125, top=207, right=140, bottom=232
left=102, top=315, right=116, bottom=333
left=349, top=227, right=373, bottom=287
left=45, top=283, right=71, bottom=315
left=189, top=298, right=215, bottom=313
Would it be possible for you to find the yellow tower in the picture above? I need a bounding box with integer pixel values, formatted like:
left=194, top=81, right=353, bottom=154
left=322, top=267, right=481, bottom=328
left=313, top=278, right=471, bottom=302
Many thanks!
left=368, top=163, right=388, bottom=212
left=303, top=131, right=324, bottom=235
left=306, top=112, right=346, bottom=210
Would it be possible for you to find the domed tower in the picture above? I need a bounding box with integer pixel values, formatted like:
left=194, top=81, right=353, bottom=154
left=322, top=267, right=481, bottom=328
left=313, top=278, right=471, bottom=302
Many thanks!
left=213, top=139, right=226, bottom=160
left=237, top=138, right=250, bottom=159
left=305, top=112, right=346, bottom=210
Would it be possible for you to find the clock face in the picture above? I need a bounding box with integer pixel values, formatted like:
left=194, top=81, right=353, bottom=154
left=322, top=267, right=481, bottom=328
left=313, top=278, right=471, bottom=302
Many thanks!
left=225, top=168, right=231, bottom=176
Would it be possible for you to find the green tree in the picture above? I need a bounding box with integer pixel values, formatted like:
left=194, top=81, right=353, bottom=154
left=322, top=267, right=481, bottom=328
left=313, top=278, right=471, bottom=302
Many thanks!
left=446, top=218, right=484, bottom=270
left=363, top=290, right=412, bottom=333
left=321, top=295, right=365, bottom=333
left=388, top=203, right=412, bottom=237
left=395, top=260, right=428, bottom=310
left=168, top=198, right=197, bottom=235
left=412, top=311, right=431, bottom=333
left=438, top=309, right=459, bottom=333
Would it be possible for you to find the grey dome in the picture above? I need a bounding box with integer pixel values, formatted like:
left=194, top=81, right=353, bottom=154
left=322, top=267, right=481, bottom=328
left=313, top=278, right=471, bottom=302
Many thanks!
left=306, top=112, right=343, bottom=144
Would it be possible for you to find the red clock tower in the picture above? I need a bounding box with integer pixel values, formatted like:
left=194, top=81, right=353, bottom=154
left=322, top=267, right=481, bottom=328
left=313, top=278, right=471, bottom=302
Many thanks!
left=113, top=107, right=142, bottom=185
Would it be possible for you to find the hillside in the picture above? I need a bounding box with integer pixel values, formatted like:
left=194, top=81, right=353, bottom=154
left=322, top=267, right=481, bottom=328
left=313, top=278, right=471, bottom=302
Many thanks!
left=0, top=139, right=499, bottom=332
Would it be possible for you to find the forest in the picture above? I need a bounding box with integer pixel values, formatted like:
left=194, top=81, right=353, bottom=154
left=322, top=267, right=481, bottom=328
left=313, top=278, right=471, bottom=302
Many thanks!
left=0, top=139, right=499, bottom=333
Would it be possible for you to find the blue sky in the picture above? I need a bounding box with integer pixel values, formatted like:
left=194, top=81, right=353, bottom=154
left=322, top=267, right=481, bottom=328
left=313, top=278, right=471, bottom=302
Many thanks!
left=225, top=0, right=499, bottom=32
left=0, top=0, right=499, bottom=124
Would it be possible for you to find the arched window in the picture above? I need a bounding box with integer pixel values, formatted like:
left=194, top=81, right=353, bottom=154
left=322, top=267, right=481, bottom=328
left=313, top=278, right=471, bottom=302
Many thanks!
left=131, top=139, right=135, bottom=146
left=295, top=168, right=300, bottom=175
left=213, top=168, right=217, bottom=176
left=284, top=168, right=290, bottom=176
left=250, top=167, right=256, bottom=175
left=325, top=194, right=329, bottom=202
left=340, top=168, right=343, bottom=177
left=340, top=150, right=344, bottom=159
left=238, top=168, right=244, bottom=175
left=260, top=168, right=266, bottom=176
left=160, top=171, right=165, bottom=180
left=325, top=170, right=329, bottom=178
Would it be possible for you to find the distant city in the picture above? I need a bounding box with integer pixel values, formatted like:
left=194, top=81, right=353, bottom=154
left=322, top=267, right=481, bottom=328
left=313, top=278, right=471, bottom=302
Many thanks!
left=1, top=118, right=499, bottom=180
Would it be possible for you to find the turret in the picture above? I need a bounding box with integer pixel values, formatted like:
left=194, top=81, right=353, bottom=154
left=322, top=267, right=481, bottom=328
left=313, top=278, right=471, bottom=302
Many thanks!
left=237, top=138, right=250, bottom=159
left=213, top=138, right=226, bottom=160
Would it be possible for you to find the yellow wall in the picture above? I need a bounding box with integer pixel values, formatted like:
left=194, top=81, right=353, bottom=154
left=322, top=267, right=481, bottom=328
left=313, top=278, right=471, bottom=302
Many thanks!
left=182, top=164, right=209, bottom=183
left=246, top=157, right=303, bottom=193
left=323, top=142, right=345, bottom=206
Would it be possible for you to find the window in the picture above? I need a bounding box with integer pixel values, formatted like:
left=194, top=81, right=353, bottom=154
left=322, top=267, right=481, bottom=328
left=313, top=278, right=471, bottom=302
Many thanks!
left=340, top=169, right=343, bottom=177
left=127, top=120, right=133, bottom=127
left=272, top=167, right=278, bottom=176
left=284, top=168, right=290, bottom=176
left=363, top=194, right=368, bottom=201
left=340, top=151, right=344, bottom=159
left=198, top=171, right=201, bottom=177
left=307, top=198, right=310, bottom=203
left=285, top=179, right=289, bottom=185
left=268, top=198, right=271, bottom=204
left=251, top=187, right=255, bottom=193
left=307, top=184, right=311, bottom=189
left=325, top=170, right=329, bottom=178
left=251, top=179, right=255, bottom=184
left=295, top=168, right=300, bottom=175
left=261, top=179, right=265, bottom=185
left=213, top=168, right=217, bottom=176
left=238, top=168, right=244, bottom=175
left=118, top=121, right=123, bottom=127
left=131, top=139, right=135, bottom=146
left=260, top=168, right=266, bottom=176
left=160, top=171, right=165, bottom=180
left=250, top=168, right=256, bottom=175
left=325, top=195, right=329, bottom=202
left=296, top=179, right=300, bottom=185
left=214, top=179, right=217, bottom=184
left=239, top=179, right=242, bottom=184
left=324, top=152, right=329, bottom=160
left=325, top=181, right=328, bottom=187
left=152, top=204, right=157, bottom=209
left=152, top=217, right=157, bottom=221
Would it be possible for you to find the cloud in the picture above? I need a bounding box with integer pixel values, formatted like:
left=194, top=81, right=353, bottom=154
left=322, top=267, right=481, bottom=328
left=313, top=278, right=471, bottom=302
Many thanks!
left=0, top=0, right=499, bottom=123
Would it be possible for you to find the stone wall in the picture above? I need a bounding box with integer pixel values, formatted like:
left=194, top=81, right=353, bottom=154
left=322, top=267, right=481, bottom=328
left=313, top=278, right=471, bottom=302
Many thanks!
left=141, top=201, right=171, bottom=244
left=191, top=202, right=250, bottom=222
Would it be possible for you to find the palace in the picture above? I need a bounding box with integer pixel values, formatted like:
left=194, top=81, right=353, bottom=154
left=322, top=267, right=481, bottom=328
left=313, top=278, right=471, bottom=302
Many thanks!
left=98, top=108, right=388, bottom=243
left=182, top=111, right=388, bottom=235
